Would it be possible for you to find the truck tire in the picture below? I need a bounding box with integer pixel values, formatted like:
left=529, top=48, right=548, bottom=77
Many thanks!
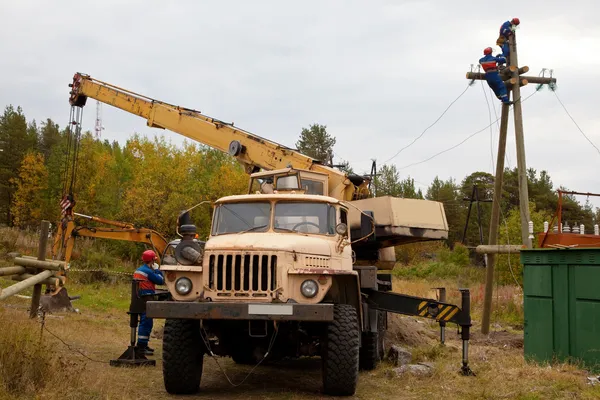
left=163, top=319, right=204, bottom=394
left=359, top=330, right=379, bottom=371
left=322, top=304, right=360, bottom=396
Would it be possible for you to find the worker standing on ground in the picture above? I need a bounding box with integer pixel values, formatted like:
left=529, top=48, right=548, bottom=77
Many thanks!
left=496, top=17, right=520, bottom=60
left=479, top=47, right=512, bottom=105
left=133, top=249, right=164, bottom=355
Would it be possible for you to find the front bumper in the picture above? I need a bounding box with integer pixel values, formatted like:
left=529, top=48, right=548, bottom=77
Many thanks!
left=146, top=301, right=334, bottom=321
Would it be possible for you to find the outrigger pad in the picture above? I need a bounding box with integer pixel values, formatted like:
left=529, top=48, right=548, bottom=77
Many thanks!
left=110, top=346, right=156, bottom=367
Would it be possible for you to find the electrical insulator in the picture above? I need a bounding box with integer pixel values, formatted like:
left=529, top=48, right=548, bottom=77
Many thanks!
left=528, top=221, right=534, bottom=239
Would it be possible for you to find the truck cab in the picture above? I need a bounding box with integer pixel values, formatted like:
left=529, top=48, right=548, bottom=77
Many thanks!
left=158, top=192, right=357, bottom=304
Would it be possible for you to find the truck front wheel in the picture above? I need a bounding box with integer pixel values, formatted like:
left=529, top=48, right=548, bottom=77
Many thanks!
left=163, top=318, right=204, bottom=394
left=322, top=304, right=360, bottom=396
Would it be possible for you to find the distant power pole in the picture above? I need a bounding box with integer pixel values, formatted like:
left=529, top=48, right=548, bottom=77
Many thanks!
left=466, top=29, right=557, bottom=334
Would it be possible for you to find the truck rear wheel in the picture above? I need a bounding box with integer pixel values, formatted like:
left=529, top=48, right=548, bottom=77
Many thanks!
left=322, top=304, right=360, bottom=396
left=163, top=319, right=204, bottom=394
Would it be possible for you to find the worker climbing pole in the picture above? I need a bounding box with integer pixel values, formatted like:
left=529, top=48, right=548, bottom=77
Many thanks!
left=497, top=17, right=520, bottom=62
left=479, top=47, right=512, bottom=105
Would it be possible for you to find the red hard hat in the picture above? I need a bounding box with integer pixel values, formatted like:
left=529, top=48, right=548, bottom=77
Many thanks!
left=483, top=47, right=493, bottom=55
left=142, top=249, right=157, bottom=262
left=511, top=17, right=520, bottom=25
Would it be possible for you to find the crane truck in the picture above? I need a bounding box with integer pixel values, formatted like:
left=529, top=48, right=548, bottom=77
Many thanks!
left=66, top=73, right=473, bottom=396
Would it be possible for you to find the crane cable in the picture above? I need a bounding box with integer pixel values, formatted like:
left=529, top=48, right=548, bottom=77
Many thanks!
left=62, top=106, right=84, bottom=197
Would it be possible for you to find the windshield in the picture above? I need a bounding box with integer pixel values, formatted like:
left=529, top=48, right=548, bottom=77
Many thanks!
left=211, top=202, right=271, bottom=235
left=274, top=202, right=335, bottom=235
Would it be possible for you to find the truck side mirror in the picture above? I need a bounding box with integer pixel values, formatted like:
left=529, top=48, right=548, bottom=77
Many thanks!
left=359, top=211, right=375, bottom=241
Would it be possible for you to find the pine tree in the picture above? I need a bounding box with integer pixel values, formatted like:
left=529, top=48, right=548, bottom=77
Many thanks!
left=0, top=105, right=36, bottom=225
left=295, top=124, right=336, bottom=164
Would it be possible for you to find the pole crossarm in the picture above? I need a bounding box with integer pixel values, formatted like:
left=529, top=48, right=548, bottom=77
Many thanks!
left=465, top=72, right=556, bottom=85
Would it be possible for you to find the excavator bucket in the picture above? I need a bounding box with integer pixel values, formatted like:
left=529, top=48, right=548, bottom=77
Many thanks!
left=40, top=286, right=78, bottom=314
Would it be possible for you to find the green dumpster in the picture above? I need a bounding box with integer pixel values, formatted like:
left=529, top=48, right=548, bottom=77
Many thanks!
left=521, top=249, right=600, bottom=371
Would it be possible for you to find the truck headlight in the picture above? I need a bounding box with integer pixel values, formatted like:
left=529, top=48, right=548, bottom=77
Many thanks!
left=300, top=279, right=318, bottom=298
left=175, top=277, right=193, bottom=295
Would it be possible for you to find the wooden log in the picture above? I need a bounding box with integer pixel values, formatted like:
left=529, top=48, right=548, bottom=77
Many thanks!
left=518, top=66, right=529, bottom=74
left=11, top=273, right=64, bottom=287
left=0, top=270, right=54, bottom=301
left=466, top=72, right=556, bottom=85
left=475, top=245, right=524, bottom=254
left=14, top=257, right=64, bottom=271
left=503, top=77, right=517, bottom=85
left=0, top=266, right=26, bottom=276
left=500, top=65, right=517, bottom=79
left=505, top=78, right=529, bottom=90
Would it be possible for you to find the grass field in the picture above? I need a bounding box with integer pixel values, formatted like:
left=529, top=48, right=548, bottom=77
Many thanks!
left=1, top=273, right=599, bottom=400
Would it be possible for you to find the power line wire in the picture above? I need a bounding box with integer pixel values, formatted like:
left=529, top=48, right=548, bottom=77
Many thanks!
left=553, top=90, right=600, bottom=157
left=397, top=90, right=538, bottom=171
left=383, top=84, right=472, bottom=164
left=480, top=80, right=495, bottom=173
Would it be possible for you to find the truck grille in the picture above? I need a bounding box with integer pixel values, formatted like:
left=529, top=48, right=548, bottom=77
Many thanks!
left=208, top=253, right=277, bottom=297
left=303, top=255, right=330, bottom=268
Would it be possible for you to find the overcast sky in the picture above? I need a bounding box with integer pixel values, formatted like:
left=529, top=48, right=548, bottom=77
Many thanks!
left=2, top=0, right=600, bottom=209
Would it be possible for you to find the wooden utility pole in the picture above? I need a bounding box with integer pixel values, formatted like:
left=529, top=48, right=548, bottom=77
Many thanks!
left=465, top=29, right=557, bottom=334
left=30, top=220, right=50, bottom=318
left=509, top=33, right=532, bottom=248
left=482, top=103, right=509, bottom=334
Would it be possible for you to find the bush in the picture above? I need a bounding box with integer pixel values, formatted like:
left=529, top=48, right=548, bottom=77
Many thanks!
left=0, top=312, right=53, bottom=396
left=393, top=242, right=484, bottom=284
left=0, top=227, right=20, bottom=256
left=395, top=241, right=444, bottom=265
left=438, top=242, right=470, bottom=267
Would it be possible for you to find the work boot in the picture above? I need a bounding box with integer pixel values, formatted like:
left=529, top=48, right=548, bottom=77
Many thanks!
left=136, top=344, right=154, bottom=356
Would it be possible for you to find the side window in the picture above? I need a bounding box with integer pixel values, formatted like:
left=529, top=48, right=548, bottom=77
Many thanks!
left=301, top=179, right=324, bottom=195
left=340, top=209, right=348, bottom=225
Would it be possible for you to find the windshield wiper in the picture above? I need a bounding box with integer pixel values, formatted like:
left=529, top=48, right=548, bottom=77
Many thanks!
left=238, top=225, right=268, bottom=234
left=274, top=227, right=296, bottom=233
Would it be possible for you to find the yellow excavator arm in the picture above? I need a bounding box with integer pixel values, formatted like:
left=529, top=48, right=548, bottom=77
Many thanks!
left=52, top=212, right=170, bottom=267
left=68, top=73, right=366, bottom=201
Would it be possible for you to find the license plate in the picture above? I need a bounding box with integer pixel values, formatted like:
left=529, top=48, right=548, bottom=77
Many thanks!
left=248, top=304, right=293, bottom=316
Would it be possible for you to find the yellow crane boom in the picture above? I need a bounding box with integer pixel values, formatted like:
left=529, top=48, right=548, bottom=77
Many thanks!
left=69, top=73, right=366, bottom=201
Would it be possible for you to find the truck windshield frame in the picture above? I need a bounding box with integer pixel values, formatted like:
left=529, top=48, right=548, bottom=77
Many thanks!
left=211, top=201, right=337, bottom=236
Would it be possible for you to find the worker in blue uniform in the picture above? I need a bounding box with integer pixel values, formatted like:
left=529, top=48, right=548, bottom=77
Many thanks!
left=496, top=17, right=520, bottom=60
left=133, top=249, right=164, bottom=355
left=479, top=47, right=512, bottom=105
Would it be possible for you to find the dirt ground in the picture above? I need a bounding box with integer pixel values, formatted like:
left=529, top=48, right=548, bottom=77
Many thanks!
left=1, top=280, right=599, bottom=400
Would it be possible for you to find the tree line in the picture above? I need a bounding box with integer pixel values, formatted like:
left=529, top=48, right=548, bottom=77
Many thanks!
left=1, top=106, right=597, bottom=247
